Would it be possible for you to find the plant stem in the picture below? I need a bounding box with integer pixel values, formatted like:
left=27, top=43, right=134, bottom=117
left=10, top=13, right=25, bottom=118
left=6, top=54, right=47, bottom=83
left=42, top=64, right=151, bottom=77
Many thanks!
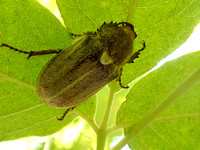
left=96, top=84, right=116, bottom=150
left=74, top=109, right=99, bottom=134
left=126, top=0, right=138, bottom=23
left=113, top=67, right=200, bottom=150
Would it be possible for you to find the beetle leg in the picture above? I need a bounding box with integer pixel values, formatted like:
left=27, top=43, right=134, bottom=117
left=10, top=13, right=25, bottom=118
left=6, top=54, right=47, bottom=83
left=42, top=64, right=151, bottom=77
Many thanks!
left=57, top=106, right=76, bottom=121
left=70, top=31, right=94, bottom=37
left=70, top=32, right=82, bottom=37
left=117, top=67, right=129, bottom=89
left=0, top=43, right=62, bottom=59
left=128, top=40, right=146, bottom=63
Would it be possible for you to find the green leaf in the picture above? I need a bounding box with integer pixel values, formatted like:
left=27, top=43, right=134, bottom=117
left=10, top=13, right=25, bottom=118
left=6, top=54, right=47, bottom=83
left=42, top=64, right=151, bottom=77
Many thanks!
left=56, top=0, right=127, bottom=33
left=0, top=0, right=95, bottom=141
left=57, top=0, right=200, bottom=86
left=122, top=0, right=200, bottom=86
left=116, top=51, right=200, bottom=149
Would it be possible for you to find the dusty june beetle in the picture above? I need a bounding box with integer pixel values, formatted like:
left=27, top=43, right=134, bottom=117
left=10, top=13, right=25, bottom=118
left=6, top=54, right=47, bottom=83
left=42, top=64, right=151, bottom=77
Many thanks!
left=0, top=22, right=145, bottom=119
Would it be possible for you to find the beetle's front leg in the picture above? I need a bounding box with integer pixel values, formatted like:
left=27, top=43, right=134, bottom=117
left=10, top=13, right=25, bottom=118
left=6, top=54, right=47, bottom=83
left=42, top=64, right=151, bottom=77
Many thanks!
left=0, top=43, right=62, bottom=59
left=70, top=31, right=95, bottom=37
left=128, top=41, right=146, bottom=63
left=116, top=67, right=129, bottom=89
left=116, top=41, right=146, bottom=88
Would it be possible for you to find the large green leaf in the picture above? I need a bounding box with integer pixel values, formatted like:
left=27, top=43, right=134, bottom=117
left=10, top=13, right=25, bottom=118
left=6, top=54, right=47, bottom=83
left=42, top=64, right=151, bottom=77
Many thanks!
left=117, top=51, right=200, bottom=149
left=0, top=0, right=95, bottom=141
left=57, top=0, right=200, bottom=86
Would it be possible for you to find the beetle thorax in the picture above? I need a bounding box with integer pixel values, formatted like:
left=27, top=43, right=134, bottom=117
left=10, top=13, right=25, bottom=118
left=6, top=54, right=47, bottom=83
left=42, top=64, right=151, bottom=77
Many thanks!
left=98, top=22, right=137, bottom=66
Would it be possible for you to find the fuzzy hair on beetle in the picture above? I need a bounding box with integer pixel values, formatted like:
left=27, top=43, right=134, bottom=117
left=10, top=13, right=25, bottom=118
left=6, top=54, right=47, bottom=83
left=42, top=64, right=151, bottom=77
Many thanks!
left=0, top=22, right=146, bottom=120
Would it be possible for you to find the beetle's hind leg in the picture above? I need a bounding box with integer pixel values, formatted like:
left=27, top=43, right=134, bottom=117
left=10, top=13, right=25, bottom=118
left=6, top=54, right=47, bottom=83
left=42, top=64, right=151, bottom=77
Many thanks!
left=0, top=43, right=62, bottom=59
left=128, top=41, right=146, bottom=63
left=57, top=107, right=76, bottom=121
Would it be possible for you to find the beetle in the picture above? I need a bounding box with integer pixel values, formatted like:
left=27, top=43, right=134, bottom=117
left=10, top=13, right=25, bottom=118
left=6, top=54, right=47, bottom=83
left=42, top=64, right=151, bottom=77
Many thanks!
left=0, top=22, right=145, bottom=120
